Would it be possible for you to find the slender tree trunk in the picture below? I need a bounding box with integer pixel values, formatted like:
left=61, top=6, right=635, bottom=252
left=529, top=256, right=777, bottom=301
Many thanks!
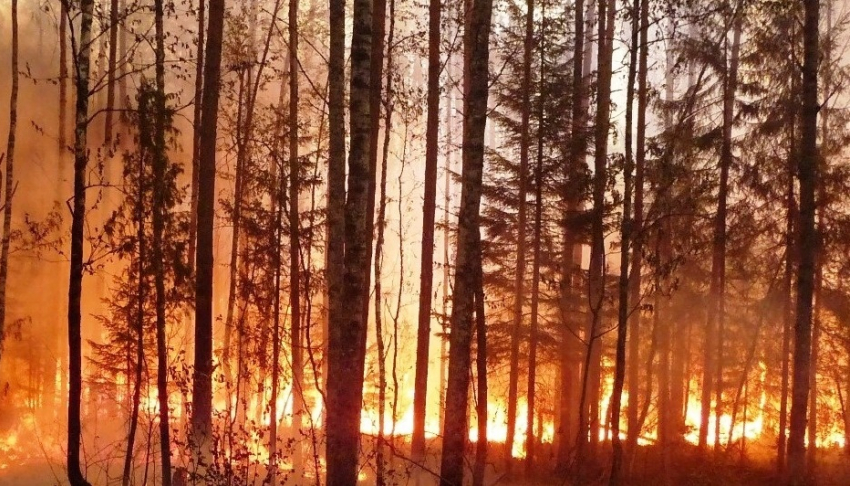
left=104, top=0, right=119, bottom=145
left=412, top=0, right=442, bottom=458
left=289, top=0, right=303, bottom=430
left=714, top=15, right=742, bottom=454
left=505, top=0, right=535, bottom=465
left=152, top=1, right=173, bottom=482
left=192, top=0, right=225, bottom=464
left=66, top=0, right=95, bottom=484
left=472, top=234, right=487, bottom=486
left=700, top=10, right=741, bottom=451
left=525, top=95, right=543, bottom=474
left=268, top=110, right=285, bottom=485
left=626, top=0, right=647, bottom=456
left=222, top=72, right=247, bottom=383
left=788, top=0, right=819, bottom=482
left=610, top=1, right=638, bottom=481
left=373, top=81, right=391, bottom=486
left=55, top=0, right=70, bottom=421
left=778, top=138, right=795, bottom=472
left=121, top=145, right=147, bottom=486
left=807, top=243, right=822, bottom=470
left=325, top=0, right=374, bottom=480
left=188, top=0, right=205, bottom=271
left=60, top=2, right=68, bottom=155
left=438, top=0, right=493, bottom=479
left=808, top=2, right=830, bottom=469
left=555, top=0, right=586, bottom=470
left=0, top=0, right=18, bottom=365
left=438, top=80, right=454, bottom=435
left=579, top=0, right=615, bottom=465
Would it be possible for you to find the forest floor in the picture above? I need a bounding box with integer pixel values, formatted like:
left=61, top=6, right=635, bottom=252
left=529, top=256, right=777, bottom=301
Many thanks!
left=489, top=443, right=850, bottom=485
left=2, top=442, right=849, bottom=485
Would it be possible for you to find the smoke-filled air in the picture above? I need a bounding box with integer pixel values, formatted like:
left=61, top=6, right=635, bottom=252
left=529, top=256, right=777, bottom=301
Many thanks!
left=0, top=0, right=847, bottom=485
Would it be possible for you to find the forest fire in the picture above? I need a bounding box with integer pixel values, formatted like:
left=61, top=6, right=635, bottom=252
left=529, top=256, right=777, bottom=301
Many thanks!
left=1, top=0, right=848, bottom=485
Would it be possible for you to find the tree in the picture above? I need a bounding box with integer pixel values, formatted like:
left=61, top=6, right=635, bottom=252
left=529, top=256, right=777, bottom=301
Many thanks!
left=699, top=3, right=742, bottom=453
left=192, top=0, right=225, bottom=465
left=104, top=0, right=120, bottom=145
left=152, top=0, right=173, bottom=482
left=438, top=0, right=493, bottom=481
left=788, top=0, right=820, bottom=482
left=578, top=0, right=615, bottom=466
left=626, top=0, right=648, bottom=458
left=188, top=0, right=205, bottom=270
left=65, top=0, right=96, bottom=483
left=411, top=0, right=442, bottom=459
left=0, top=0, right=18, bottom=366
left=611, top=0, right=640, bottom=481
left=288, top=0, right=303, bottom=434
left=325, top=0, right=375, bottom=481
left=556, top=0, right=589, bottom=470
left=505, top=0, right=535, bottom=464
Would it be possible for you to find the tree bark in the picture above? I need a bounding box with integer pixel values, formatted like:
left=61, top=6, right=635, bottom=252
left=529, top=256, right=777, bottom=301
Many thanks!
left=152, top=1, right=173, bottom=483
left=192, top=0, right=225, bottom=464
left=325, top=0, right=346, bottom=404
left=472, top=234, right=487, bottom=486
left=0, top=0, right=18, bottom=366
left=288, top=0, right=303, bottom=431
left=325, top=0, right=375, bottom=481
left=66, top=0, right=95, bottom=483
left=788, top=0, right=819, bottom=482
left=778, top=136, right=795, bottom=472
left=104, top=0, right=119, bottom=145
left=438, top=0, right=493, bottom=480
left=626, top=0, right=647, bottom=457
left=579, top=0, right=615, bottom=465
left=188, top=0, right=205, bottom=271
left=411, top=0, right=441, bottom=458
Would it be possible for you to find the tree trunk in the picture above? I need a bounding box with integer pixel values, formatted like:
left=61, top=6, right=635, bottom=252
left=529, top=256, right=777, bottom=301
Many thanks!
left=121, top=140, right=147, bottom=486
left=807, top=240, right=823, bottom=470
left=438, top=0, right=493, bottom=480
left=525, top=91, right=543, bottom=474
left=714, top=14, right=742, bottom=454
left=788, top=0, right=819, bottom=482
left=473, top=234, right=487, bottom=486
left=188, top=0, right=205, bottom=271
left=555, top=0, right=586, bottom=470
left=66, top=0, right=95, bottom=484
left=778, top=137, right=795, bottom=472
left=325, top=0, right=346, bottom=405
left=411, top=0, right=441, bottom=459
left=505, top=0, right=535, bottom=465
left=579, top=0, right=615, bottom=465
left=325, top=0, right=375, bottom=481
left=610, top=1, right=639, bottom=482
left=626, top=0, right=647, bottom=457
left=192, top=0, right=225, bottom=464
left=104, top=0, right=119, bottom=145
left=152, top=1, right=173, bottom=483
left=268, top=95, right=285, bottom=484
left=0, top=0, right=18, bottom=366
left=288, top=0, right=303, bottom=431
left=373, top=68, right=391, bottom=486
